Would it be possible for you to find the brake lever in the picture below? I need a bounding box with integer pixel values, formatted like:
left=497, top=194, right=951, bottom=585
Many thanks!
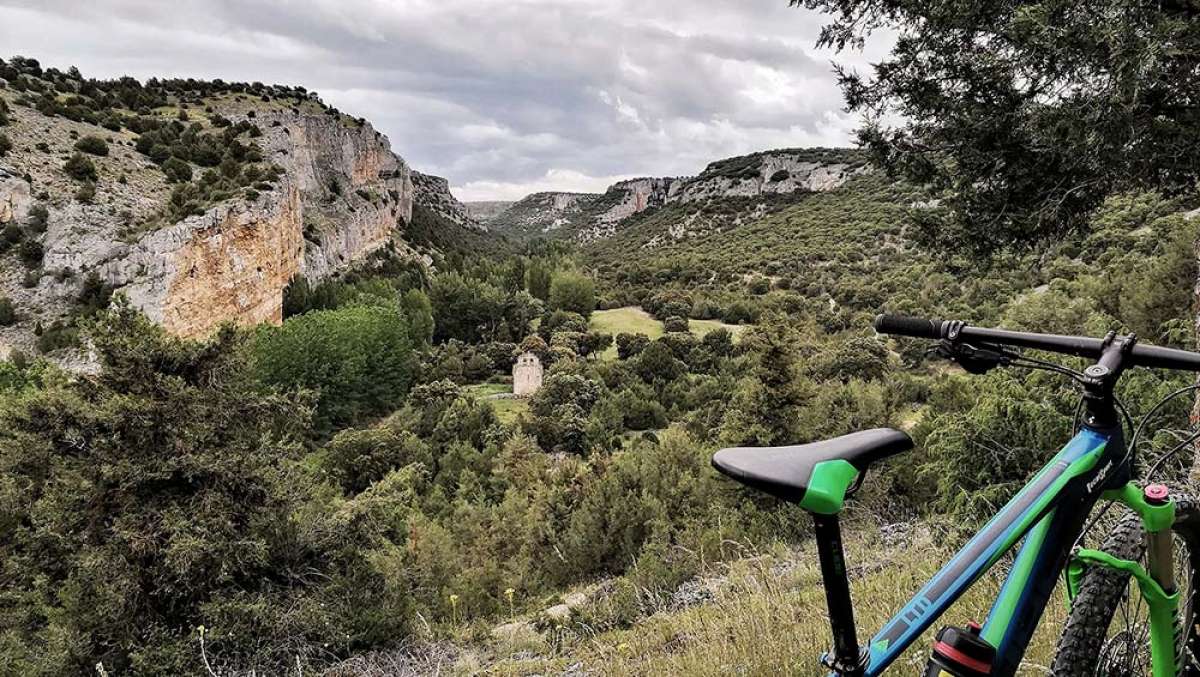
left=934, top=340, right=1018, bottom=375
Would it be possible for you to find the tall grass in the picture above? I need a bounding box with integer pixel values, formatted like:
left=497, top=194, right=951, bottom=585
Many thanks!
left=484, top=522, right=1071, bottom=676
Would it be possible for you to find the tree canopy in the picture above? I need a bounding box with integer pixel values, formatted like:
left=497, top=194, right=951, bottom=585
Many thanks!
left=799, top=0, right=1200, bottom=253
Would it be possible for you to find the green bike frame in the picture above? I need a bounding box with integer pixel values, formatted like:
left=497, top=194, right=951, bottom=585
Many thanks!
left=844, top=423, right=1183, bottom=676
left=1066, top=482, right=1180, bottom=676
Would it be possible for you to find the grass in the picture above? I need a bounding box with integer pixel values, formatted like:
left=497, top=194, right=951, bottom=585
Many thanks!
left=590, top=307, right=748, bottom=359
left=466, top=382, right=529, bottom=425
left=466, top=382, right=511, bottom=398
left=449, top=521, right=1071, bottom=676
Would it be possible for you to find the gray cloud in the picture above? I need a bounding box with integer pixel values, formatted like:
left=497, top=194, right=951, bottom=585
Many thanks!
left=0, top=0, right=883, bottom=200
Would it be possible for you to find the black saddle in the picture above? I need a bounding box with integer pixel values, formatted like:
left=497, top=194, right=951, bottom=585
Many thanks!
left=711, top=428, right=913, bottom=513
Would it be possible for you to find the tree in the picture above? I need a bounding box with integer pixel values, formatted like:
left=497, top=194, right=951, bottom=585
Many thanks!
left=161, top=156, right=192, bottom=182
left=62, top=152, right=97, bottom=181
left=252, top=304, right=415, bottom=437
left=719, top=318, right=814, bottom=446
left=0, top=302, right=411, bottom=674
left=400, top=288, right=435, bottom=346
left=800, top=0, right=1200, bottom=253
left=0, top=132, right=10, bottom=157
left=428, top=271, right=506, bottom=343
left=616, top=332, right=651, bottom=360
left=73, top=135, right=109, bottom=156
left=549, top=270, right=596, bottom=317
left=526, top=259, right=552, bottom=301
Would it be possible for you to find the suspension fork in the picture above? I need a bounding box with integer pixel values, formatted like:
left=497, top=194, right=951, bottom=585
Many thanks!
left=1068, top=482, right=1180, bottom=676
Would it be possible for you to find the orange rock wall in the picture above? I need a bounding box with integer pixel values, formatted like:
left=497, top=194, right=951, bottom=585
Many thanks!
left=158, top=187, right=304, bottom=338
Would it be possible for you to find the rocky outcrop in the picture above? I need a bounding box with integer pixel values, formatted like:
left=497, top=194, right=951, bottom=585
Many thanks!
left=487, top=148, right=869, bottom=244
left=0, top=99, right=435, bottom=346
left=412, top=171, right=485, bottom=230
left=484, top=191, right=601, bottom=240
left=253, top=112, right=415, bottom=282
left=116, top=184, right=305, bottom=336
left=595, top=178, right=682, bottom=223
left=464, top=200, right=514, bottom=222
left=0, top=167, right=32, bottom=224
left=672, top=152, right=865, bottom=204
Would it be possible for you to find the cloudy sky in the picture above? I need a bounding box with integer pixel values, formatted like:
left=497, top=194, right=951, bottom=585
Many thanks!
left=0, top=0, right=887, bottom=201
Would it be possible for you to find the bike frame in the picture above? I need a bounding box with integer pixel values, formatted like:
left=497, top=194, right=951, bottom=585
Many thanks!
left=840, top=420, right=1179, bottom=676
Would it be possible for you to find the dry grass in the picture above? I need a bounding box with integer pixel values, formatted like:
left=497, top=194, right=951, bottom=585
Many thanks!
left=477, top=523, right=1070, bottom=676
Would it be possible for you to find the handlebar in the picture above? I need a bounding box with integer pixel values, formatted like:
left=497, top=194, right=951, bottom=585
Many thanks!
left=874, top=313, right=1200, bottom=372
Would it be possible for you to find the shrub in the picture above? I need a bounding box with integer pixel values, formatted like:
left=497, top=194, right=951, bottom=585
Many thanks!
left=0, top=296, right=15, bottom=325
left=616, top=332, right=651, bottom=359
left=0, top=132, right=10, bottom=157
left=0, top=303, right=411, bottom=673
left=0, top=222, right=22, bottom=249
left=76, top=271, right=114, bottom=316
left=17, top=239, right=42, bottom=267
left=320, top=426, right=432, bottom=494
left=74, top=180, right=96, bottom=203
left=35, top=320, right=79, bottom=353
left=25, top=203, right=48, bottom=232
left=73, top=135, right=109, bottom=156
left=161, top=156, right=192, bottom=182
left=62, top=152, right=97, bottom=181
left=663, top=315, right=689, bottom=333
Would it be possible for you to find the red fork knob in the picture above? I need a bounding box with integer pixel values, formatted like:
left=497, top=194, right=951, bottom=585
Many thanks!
left=1145, top=484, right=1170, bottom=505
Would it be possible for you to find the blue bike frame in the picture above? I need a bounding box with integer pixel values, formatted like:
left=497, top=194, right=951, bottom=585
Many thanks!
left=854, top=425, right=1122, bottom=676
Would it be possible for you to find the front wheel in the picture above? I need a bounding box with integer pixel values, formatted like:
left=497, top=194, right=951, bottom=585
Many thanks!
left=1053, top=493, right=1200, bottom=676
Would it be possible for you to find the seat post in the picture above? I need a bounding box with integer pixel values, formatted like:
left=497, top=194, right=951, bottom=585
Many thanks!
left=813, top=512, right=866, bottom=676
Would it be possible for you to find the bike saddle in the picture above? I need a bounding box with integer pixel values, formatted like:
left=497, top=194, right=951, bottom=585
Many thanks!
left=712, top=428, right=913, bottom=514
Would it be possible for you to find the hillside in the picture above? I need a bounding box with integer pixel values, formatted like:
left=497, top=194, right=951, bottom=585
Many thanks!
left=482, top=148, right=868, bottom=243
left=463, top=200, right=514, bottom=222
left=0, top=57, right=487, bottom=359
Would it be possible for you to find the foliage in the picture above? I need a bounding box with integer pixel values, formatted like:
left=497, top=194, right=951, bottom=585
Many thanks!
left=319, top=426, right=431, bottom=494
left=252, top=304, right=415, bottom=437
left=799, top=0, right=1200, bottom=254
left=62, top=152, right=97, bottom=181
left=549, top=269, right=596, bottom=317
left=0, top=303, right=411, bottom=674
left=400, top=288, right=434, bottom=346
left=73, top=135, right=108, bottom=156
left=0, top=296, right=14, bottom=326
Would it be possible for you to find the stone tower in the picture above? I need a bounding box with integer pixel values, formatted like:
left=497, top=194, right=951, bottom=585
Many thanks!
left=512, top=352, right=544, bottom=397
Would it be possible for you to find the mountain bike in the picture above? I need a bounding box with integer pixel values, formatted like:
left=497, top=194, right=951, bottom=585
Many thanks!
left=712, top=314, right=1200, bottom=676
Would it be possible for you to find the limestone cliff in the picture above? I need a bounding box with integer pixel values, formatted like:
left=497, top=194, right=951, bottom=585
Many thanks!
left=0, top=77, right=471, bottom=356
left=411, top=171, right=485, bottom=230
left=483, top=148, right=868, bottom=243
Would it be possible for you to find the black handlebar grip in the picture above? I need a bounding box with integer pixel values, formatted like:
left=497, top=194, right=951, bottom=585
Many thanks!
left=874, top=313, right=943, bottom=339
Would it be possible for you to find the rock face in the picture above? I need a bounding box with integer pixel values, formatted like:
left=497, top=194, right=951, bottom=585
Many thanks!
left=253, top=111, right=416, bottom=283
left=463, top=200, right=514, bottom=222
left=0, top=168, right=32, bottom=224
left=484, top=191, right=600, bottom=240
left=0, top=97, right=473, bottom=346
left=484, top=148, right=868, bottom=243
left=411, top=171, right=485, bottom=230
left=117, top=184, right=305, bottom=335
